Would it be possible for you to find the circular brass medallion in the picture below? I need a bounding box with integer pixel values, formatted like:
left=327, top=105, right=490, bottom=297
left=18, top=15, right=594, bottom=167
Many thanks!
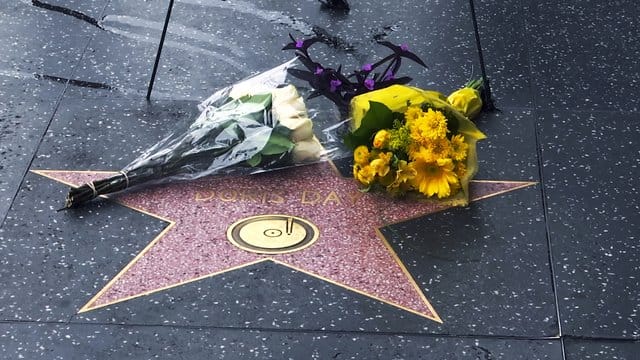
left=226, top=214, right=319, bottom=254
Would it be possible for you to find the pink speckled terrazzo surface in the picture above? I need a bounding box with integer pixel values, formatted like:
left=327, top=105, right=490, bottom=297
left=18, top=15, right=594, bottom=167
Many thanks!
left=41, top=163, right=532, bottom=320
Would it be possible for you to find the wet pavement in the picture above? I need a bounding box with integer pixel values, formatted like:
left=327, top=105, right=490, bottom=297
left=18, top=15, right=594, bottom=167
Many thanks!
left=0, top=0, right=638, bottom=358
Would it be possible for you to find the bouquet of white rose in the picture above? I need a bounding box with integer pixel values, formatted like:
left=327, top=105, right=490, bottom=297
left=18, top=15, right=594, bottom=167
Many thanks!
left=63, top=59, right=344, bottom=208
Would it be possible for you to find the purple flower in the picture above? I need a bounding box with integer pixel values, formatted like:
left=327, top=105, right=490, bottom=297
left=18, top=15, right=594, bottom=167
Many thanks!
left=315, top=66, right=324, bottom=75
left=361, top=63, right=372, bottom=71
left=384, top=71, right=395, bottom=81
left=329, top=79, right=342, bottom=92
left=295, top=39, right=304, bottom=48
left=400, top=43, right=409, bottom=51
left=364, top=78, right=375, bottom=90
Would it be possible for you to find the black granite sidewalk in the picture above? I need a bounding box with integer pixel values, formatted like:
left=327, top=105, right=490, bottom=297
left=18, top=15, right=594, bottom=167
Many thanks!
left=0, top=0, right=638, bottom=358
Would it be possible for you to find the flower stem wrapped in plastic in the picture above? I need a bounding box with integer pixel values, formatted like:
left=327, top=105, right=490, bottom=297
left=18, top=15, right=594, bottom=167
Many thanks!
left=64, top=59, right=344, bottom=208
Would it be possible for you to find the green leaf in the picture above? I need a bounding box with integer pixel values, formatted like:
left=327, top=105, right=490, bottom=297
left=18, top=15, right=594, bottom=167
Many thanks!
left=273, top=123, right=292, bottom=138
left=236, top=93, right=272, bottom=107
left=261, top=132, right=295, bottom=155
left=246, top=153, right=262, bottom=167
left=343, top=101, right=395, bottom=150
left=221, top=93, right=272, bottom=123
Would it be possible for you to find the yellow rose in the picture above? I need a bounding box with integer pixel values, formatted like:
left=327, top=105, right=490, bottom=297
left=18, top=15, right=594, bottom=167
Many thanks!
left=372, top=129, right=391, bottom=149
left=447, top=87, right=482, bottom=119
left=369, top=152, right=392, bottom=177
left=387, top=160, right=416, bottom=193
left=353, top=145, right=370, bottom=165
left=353, top=164, right=361, bottom=180
left=355, top=165, right=376, bottom=185
left=370, top=159, right=388, bottom=177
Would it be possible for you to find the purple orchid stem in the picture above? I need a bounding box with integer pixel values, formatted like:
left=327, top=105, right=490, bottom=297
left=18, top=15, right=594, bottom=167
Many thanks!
left=378, top=57, right=398, bottom=82
left=364, top=78, right=375, bottom=90
left=330, top=79, right=342, bottom=92
left=283, top=35, right=426, bottom=113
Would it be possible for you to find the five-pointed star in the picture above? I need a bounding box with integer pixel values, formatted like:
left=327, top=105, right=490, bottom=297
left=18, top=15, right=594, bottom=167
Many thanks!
left=35, top=163, right=534, bottom=323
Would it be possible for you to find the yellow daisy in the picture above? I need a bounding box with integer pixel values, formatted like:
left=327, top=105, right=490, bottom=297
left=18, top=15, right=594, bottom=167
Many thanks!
left=404, top=106, right=423, bottom=123
left=411, top=158, right=459, bottom=198
left=430, top=138, right=452, bottom=160
left=408, top=145, right=429, bottom=161
left=410, top=108, right=448, bottom=144
left=450, top=134, right=469, bottom=161
left=409, top=139, right=452, bottom=163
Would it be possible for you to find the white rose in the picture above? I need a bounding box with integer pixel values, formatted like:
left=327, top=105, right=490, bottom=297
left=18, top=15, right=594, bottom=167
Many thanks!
left=278, top=116, right=313, bottom=142
left=271, top=85, right=307, bottom=115
left=229, top=82, right=272, bottom=99
left=271, top=85, right=314, bottom=141
left=292, top=136, right=324, bottom=163
left=271, top=85, right=299, bottom=104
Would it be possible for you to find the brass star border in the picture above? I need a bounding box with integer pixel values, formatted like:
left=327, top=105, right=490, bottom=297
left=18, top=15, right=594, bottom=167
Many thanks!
left=33, top=164, right=536, bottom=324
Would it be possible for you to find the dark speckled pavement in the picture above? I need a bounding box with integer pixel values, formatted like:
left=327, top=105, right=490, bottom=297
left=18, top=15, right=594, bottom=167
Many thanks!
left=0, top=0, right=638, bottom=358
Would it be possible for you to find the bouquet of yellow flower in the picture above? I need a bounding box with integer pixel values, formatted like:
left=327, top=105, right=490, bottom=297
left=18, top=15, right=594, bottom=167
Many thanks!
left=347, top=84, right=485, bottom=205
left=284, top=36, right=487, bottom=206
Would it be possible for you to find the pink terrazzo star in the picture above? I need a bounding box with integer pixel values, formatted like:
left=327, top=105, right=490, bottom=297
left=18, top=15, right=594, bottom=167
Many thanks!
left=35, top=163, right=534, bottom=323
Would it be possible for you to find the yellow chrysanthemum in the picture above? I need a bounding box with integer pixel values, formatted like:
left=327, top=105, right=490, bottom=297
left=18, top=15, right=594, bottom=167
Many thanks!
left=408, top=145, right=428, bottom=161
left=450, top=134, right=469, bottom=161
left=404, top=106, right=423, bottom=123
left=408, top=138, right=452, bottom=163
left=411, top=158, right=459, bottom=198
left=430, top=138, right=452, bottom=160
left=353, top=145, right=370, bottom=165
left=370, top=152, right=392, bottom=177
left=410, top=108, right=448, bottom=144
